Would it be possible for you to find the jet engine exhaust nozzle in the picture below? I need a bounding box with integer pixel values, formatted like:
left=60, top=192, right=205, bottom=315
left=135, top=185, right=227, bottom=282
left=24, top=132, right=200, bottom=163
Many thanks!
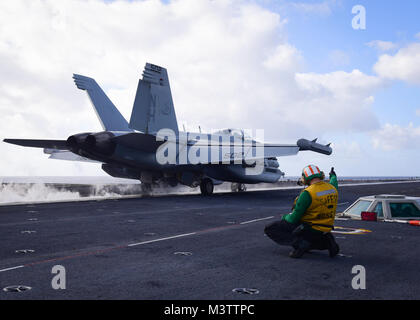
left=85, top=132, right=116, bottom=156
left=67, top=131, right=115, bottom=156
left=66, top=132, right=92, bottom=154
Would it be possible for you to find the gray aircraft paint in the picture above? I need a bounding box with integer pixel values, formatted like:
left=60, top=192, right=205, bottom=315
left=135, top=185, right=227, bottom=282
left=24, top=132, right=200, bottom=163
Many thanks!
left=3, top=62, right=332, bottom=193
left=72, top=74, right=132, bottom=132
left=129, top=63, right=179, bottom=135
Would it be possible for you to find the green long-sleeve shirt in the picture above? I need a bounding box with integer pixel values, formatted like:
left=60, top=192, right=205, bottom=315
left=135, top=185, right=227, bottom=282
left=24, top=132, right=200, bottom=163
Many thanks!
left=283, top=174, right=338, bottom=225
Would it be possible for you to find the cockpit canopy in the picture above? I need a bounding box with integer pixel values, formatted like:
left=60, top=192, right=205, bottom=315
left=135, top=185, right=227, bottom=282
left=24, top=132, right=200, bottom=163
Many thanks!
left=214, top=128, right=253, bottom=141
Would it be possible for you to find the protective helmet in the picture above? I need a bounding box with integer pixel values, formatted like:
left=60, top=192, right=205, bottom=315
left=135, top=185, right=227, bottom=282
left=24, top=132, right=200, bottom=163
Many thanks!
left=301, top=165, right=325, bottom=184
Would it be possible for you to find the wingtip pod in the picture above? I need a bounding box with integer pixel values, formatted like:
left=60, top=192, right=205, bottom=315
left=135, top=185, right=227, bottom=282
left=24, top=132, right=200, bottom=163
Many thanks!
left=297, top=138, right=333, bottom=155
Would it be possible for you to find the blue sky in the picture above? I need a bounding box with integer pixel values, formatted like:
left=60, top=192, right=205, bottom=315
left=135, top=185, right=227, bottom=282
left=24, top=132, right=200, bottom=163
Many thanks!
left=270, top=0, right=420, bottom=126
left=260, top=0, right=420, bottom=176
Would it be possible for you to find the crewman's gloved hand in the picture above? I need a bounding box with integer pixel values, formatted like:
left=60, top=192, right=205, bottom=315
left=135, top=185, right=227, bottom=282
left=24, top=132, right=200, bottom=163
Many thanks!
left=329, top=167, right=336, bottom=178
left=297, top=176, right=304, bottom=186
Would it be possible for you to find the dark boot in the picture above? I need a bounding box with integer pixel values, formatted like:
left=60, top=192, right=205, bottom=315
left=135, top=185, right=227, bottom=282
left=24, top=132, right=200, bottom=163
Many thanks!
left=289, top=239, right=311, bottom=259
left=325, top=233, right=340, bottom=258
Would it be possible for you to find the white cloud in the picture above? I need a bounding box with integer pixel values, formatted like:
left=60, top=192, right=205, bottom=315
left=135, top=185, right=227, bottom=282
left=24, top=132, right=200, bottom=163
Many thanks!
left=295, top=70, right=382, bottom=97
left=328, top=50, right=350, bottom=67
left=289, top=0, right=337, bottom=16
left=331, top=141, right=361, bottom=159
left=371, top=123, right=420, bottom=151
left=374, top=43, right=420, bottom=85
left=263, top=44, right=303, bottom=71
left=366, top=40, right=397, bottom=52
left=0, top=0, right=384, bottom=176
left=294, top=70, right=382, bottom=132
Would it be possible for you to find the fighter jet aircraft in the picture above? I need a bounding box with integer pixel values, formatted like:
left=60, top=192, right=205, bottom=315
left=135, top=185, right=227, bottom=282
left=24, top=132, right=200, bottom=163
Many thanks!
left=4, top=63, right=332, bottom=195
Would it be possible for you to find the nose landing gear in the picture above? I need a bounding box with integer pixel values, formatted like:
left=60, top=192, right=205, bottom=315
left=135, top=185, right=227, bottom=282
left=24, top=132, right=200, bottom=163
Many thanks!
left=231, top=183, right=247, bottom=193
left=141, top=183, right=153, bottom=195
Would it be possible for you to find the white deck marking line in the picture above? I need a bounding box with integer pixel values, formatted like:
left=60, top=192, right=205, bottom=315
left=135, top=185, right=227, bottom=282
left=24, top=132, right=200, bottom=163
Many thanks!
left=338, top=202, right=350, bottom=206
left=0, top=265, right=24, bottom=273
left=0, top=216, right=276, bottom=273
left=240, top=216, right=275, bottom=225
left=127, top=232, right=197, bottom=247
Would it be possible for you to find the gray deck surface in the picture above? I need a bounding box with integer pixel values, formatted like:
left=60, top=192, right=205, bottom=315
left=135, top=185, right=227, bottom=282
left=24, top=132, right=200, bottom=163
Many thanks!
left=1, top=182, right=419, bottom=300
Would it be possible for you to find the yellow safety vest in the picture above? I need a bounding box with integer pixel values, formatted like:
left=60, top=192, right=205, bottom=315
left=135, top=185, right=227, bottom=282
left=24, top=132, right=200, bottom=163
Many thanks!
left=301, top=181, right=338, bottom=233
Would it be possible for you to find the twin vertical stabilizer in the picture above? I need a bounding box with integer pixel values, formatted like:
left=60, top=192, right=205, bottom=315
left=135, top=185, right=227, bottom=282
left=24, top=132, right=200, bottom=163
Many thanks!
left=73, top=63, right=178, bottom=135
left=73, top=74, right=132, bottom=132
left=129, top=63, right=179, bottom=135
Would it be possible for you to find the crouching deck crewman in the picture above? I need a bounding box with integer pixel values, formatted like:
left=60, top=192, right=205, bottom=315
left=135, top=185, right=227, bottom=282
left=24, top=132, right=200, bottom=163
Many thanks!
left=264, top=166, right=340, bottom=259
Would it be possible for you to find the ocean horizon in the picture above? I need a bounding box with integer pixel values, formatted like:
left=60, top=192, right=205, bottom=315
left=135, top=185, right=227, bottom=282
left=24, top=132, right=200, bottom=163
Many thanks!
left=1, top=176, right=419, bottom=185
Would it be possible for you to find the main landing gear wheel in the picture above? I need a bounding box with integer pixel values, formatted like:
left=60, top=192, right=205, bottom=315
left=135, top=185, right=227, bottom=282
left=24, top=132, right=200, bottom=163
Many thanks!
left=200, top=178, right=214, bottom=196
left=231, top=183, right=247, bottom=192
left=141, top=183, right=153, bottom=195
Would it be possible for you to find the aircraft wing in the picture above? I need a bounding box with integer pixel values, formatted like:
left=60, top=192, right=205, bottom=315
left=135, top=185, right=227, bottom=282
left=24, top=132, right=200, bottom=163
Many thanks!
left=166, top=138, right=332, bottom=164
left=4, top=134, right=331, bottom=165
left=246, top=144, right=300, bottom=159
left=3, top=139, right=99, bottom=163
left=241, top=139, right=332, bottom=161
left=185, top=142, right=300, bottom=163
left=109, top=133, right=300, bottom=159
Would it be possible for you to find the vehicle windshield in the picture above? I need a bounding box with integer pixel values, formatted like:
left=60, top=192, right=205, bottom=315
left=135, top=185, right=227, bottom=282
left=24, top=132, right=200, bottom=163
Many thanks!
left=373, top=202, right=384, bottom=218
left=345, top=200, right=373, bottom=217
left=389, top=202, right=420, bottom=218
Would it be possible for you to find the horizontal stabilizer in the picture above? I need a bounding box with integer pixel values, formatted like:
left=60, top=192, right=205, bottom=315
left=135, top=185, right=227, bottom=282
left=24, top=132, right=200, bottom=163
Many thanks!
left=4, top=139, right=69, bottom=150
left=46, top=150, right=100, bottom=163
left=73, top=74, right=132, bottom=132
